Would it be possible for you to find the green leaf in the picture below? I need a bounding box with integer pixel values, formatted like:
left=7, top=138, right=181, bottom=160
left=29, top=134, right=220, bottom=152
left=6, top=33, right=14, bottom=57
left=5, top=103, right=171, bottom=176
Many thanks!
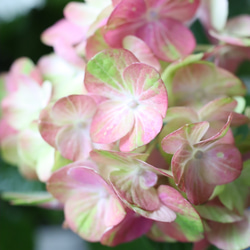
left=1, top=192, right=53, bottom=205
left=0, top=159, right=45, bottom=193
left=218, top=160, right=250, bottom=214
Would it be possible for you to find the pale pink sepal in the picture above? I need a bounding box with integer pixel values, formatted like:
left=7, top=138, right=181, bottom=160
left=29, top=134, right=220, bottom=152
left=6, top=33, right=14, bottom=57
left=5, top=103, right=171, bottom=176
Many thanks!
left=0, top=119, right=17, bottom=141
left=5, top=57, right=43, bottom=91
left=64, top=1, right=112, bottom=30
left=37, top=53, right=86, bottom=101
left=18, top=125, right=55, bottom=182
left=2, top=76, right=52, bottom=130
left=41, top=19, right=85, bottom=47
left=198, top=0, right=228, bottom=32
left=210, top=15, right=250, bottom=46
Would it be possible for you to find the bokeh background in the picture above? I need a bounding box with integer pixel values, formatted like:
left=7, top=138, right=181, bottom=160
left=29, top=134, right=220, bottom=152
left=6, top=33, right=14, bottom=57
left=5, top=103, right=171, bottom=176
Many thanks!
left=1, top=0, right=250, bottom=249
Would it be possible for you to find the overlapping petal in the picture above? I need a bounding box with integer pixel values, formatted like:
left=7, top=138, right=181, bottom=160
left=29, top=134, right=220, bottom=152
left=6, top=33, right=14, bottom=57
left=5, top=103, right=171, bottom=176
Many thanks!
left=38, top=53, right=86, bottom=101
left=162, top=116, right=242, bottom=204
left=85, top=49, right=167, bottom=151
left=90, top=150, right=172, bottom=212
left=122, top=35, right=161, bottom=71
left=210, top=15, right=250, bottom=46
left=198, top=0, right=228, bottom=31
left=2, top=76, right=52, bottom=130
left=101, top=210, right=153, bottom=246
left=205, top=211, right=250, bottom=250
left=170, top=62, right=246, bottom=107
left=148, top=186, right=204, bottom=242
left=105, top=0, right=198, bottom=61
left=47, top=163, right=126, bottom=241
left=39, top=95, right=97, bottom=161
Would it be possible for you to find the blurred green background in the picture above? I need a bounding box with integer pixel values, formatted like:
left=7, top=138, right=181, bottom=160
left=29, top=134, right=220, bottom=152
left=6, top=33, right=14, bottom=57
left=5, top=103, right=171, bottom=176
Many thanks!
left=1, top=0, right=250, bottom=249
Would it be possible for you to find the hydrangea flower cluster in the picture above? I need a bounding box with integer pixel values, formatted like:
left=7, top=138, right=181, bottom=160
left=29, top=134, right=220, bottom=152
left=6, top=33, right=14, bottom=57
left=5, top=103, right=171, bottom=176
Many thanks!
left=1, top=0, right=250, bottom=249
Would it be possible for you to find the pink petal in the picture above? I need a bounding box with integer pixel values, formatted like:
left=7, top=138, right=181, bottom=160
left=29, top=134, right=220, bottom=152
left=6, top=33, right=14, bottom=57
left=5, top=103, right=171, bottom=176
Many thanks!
left=119, top=107, right=163, bottom=151
left=86, top=28, right=110, bottom=60
left=162, top=107, right=199, bottom=136
left=199, top=97, right=249, bottom=126
left=161, top=122, right=209, bottom=154
left=172, top=144, right=215, bottom=204
left=7, top=57, right=43, bottom=87
left=155, top=186, right=204, bottom=241
left=2, top=76, right=51, bottom=130
left=215, top=45, right=250, bottom=73
left=136, top=18, right=196, bottom=61
left=84, top=49, right=139, bottom=97
left=198, top=0, right=228, bottom=31
left=199, top=144, right=242, bottom=185
left=64, top=2, right=98, bottom=27
left=51, top=95, right=97, bottom=125
left=122, top=35, right=161, bottom=71
left=158, top=185, right=201, bottom=219
left=132, top=201, right=176, bottom=222
left=109, top=169, right=160, bottom=211
left=56, top=125, right=92, bottom=161
left=101, top=210, right=153, bottom=246
left=152, top=0, right=200, bottom=22
left=172, top=63, right=246, bottom=107
left=122, top=63, right=167, bottom=117
left=105, top=0, right=198, bottom=61
left=206, top=211, right=250, bottom=250
left=41, top=19, right=85, bottom=47
left=210, top=15, right=250, bottom=46
left=90, top=100, right=134, bottom=144
left=65, top=192, right=125, bottom=242
left=196, top=114, right=232, bottom=148
left=53, top=40, right=86, bottom=68
left=47, top=163, right=103, bottom=202
left=48, top=164, right=126, bottom=241
left=0, top=119, right=17, bottom=141
left=39, top=107, right=60, bottom=148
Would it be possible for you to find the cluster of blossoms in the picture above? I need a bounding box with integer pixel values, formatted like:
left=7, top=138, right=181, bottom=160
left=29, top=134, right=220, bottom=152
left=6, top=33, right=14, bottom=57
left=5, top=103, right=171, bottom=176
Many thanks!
left=1, top=0, right=250, bottom=249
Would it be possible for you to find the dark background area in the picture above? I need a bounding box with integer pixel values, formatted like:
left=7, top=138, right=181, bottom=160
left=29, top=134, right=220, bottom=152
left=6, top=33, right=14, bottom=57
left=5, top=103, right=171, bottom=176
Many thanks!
left=0, top=0, right=250, bottom=249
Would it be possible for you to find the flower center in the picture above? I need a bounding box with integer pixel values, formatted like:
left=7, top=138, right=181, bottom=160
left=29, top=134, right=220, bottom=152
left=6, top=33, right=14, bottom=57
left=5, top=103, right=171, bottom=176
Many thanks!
left=75, top=121, right=87, bottom=129
left=127, top=97, right=140, bottom=110
left=194, top=150, right=204, bottom=159
left=147, top=9, right=159, bottom=22
left=98, top=188, right=109, bottom=199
